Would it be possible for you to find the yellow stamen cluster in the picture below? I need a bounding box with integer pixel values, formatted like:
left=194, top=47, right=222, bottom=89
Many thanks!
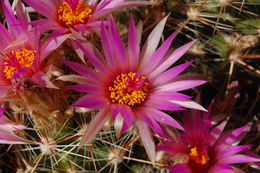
left=189, top=147, right=210, bottom=165
left=3, top=48, right=36, bottom=79
left=57, top=1, right=92, bottom=27
left=3, top=57, right=18, bottom=79
left=109, top=72, right=149, bottom=106
left=16, top=48, right=36, bottom=68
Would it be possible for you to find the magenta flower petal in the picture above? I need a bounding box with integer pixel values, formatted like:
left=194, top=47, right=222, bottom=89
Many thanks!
left=0, top=132, right=29, bottom=144
left=149, top=40, right=196, bottom=78
left=157, top=80, right=207, bottom=92
left=63, top=60, right=100, bottom=81
left=145, top=100, right=184, bottom=111
left=40, top=34, right=70, bottom=60
left=168, top=164, right=191, bottom=173
left=107, top=15, right=128, bottom=69
left=171, top=100, right=207, bottom=111
left=74, top=41, right=108, bottom=73
left=141, top=31, right=177, bottom=75
left=2, top=0, right=22, bottom=37
left=140, top=16, right=168, bottom=68
left=217, top=145, right=251, bottom=158
left=15, top=0, right=29, bottom=23
left=110, top=104, right=135, bottom=135
left=136, top=120, right=155, bottom=163
left=219, top=154, right=260, bottom=164
left=128, top=15, right=140, bottom=70
left=153, top=61, right=194, bottom=86
left=0, top=24, right=12, bottom=49
left=149, top=92, right=192, bottom=100
left=72, top=94, right=107, bottom=109
left=100, top=23, right=115, bottom=68
left=0, top=110, right=28, bottom=144
left=140, top=113, right=164, bottom=136
left=215, top=125, right=249, bottom=146
left=209, top=121, right=227, bottom=143
left=142, top=107, right=184, bottom=130
left=208, top=164, right=233, bottom=173
left=23, top=0, right=56, bottom=18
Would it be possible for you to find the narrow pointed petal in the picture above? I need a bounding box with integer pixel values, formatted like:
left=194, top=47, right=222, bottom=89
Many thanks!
left=0, top=116, right=26, bottom=131
left=2, top=0, right=22, bottom=36
left=80, top=108, right=110, bottom=146
left=142, top=107, right=183, bottom=130
left=153, top=61, right=193, bottom=86
left=110, top=105, right=135, bottom=135
left=128, top=15, right=140, bottom=70
left=217, top=145, right=251, bottom=158
left=149, top=92, right=192, bottom=101
left=141, top=32, right=177, bottom=75
left=74, top=41, right=108, bottom=73
left=157, top=80, right=207, bottom=92
left=63, top=60, right=100, bottom=81
left=210, top=120, right=227, bottom=143
left=23, top=0, right=56, bottom=18
left=150, top=40, right=196, bottom=78
left=140, top=16, right=168, bottom=68
left=170, top=100, right=207, bottom=111
left=100, top=22, right=115, bottom=68
left=40, top=34, right=70, bottom=61
left=16, top=0, right=30, bottom=24
left=0, top=132, right=30, bottom=144
left=208, top=164, right=233, bottom=173
left=141, top=114, right=164, bottom=136
left=216, top=125, right=249, bottom=146
left=107, top=15, right=127, bottom=69
left=219, top=154, right=260, bottom=164
left=71, top=36, right=105, bottom=64
left=136, top=120, right=155, bottom=162
left=0, top=24, right=12, bottom=50
left=72, top=94, right=106, bottom=109
left=146, top=100, right=184, bottom=111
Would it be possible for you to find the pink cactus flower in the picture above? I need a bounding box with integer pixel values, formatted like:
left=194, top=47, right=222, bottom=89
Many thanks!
left=157, top=102, right=260, bottom=173
left=64, top=15, right=206, bottom=162
left=23, top=0, right=152, bottom=36
left=0, top=0, right=68, bottom=95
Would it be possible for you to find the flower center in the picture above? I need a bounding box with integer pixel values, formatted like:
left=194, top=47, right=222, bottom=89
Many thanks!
left=57, top=1, right=92, bottom=27
left=189, top=147, right=210, bottom=165
left=3, top=48, right=36, bottom=79
left=109, top=72, right=149, bottom=106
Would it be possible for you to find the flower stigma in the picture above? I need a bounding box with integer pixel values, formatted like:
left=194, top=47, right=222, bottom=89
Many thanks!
left=109, top=72, right=149, bottom=106
left=189, top=147, right=210, bottom=165
left=57, top=1, right=92, bottom=27
left=3, top=48, right=36, bottom=79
